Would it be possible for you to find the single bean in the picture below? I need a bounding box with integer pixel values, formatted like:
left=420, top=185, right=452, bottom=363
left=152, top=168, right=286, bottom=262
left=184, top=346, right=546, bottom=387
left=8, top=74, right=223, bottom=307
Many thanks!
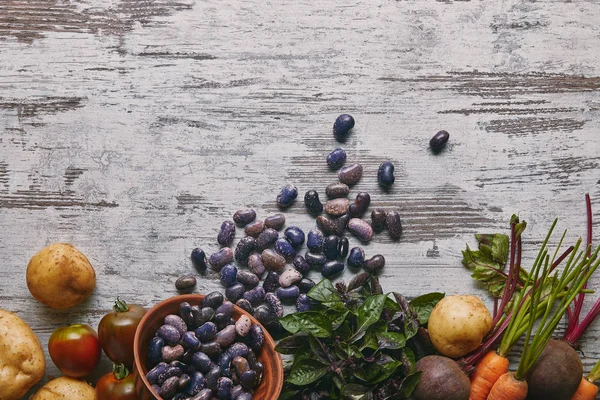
left=205, top=366, right=222, bottom=391
left=337, top=236, right=349, bottom=258
left=216, top=301, right=234, bottom=317
left=322, top=260, right=345, bottom=278
left=244, top=220, right=264, bottom=237
left=256, top=228, right=278, bottom=250
left=234, top=236, right=257, bottom=265
left=347, top=247, right=365, bottom=268
left=386, top=211, right=402, bottom=240
left=191, top=351, right=213, bottom=373
left=326, top=148, right=346, bottom=169
left=235, top=298, right=254, bottom=314
left=146, top=362, right=168, bottom=384
left=253, top=305, right=277, bottom=327
left=201, top=341, right=222, bottom=359
left=263, top=213, right=285, bottom=230
left=347, top=218, right=373, bottom=242
left=175, top=275, right=196, bottom=292
left=226, top=342, right=249, bottom=358
left=430, top=129, right=449, bottom=151
left=217, top=353, right=232, bottom=377
left=182, top=331, right=201, bottom=350
left=217, top=220, right=236, bottom=246
left=247, top=253, right=265, bottom=276
left=157, top=324, right=182, bottom=345
left=240, top=370, right=259, bottom=390
left=324, top=198, right=349, bottom=217
left=364, top=254, right=386, bottom=273
left=178, top=373, right=191, bottom=392
left=195, top=322, right=218, bottom=342
left=276, top=184, right=298, bottom=208
left=147, top=336, right=165, bottom=367
left=306, top=229, right=324, bottom=252
left=338, top=163, right=363, bottom=185
left=225, top=283, right=246, bottom=303
left=213, top=312, right=233, bottom=330
left=236, top=270, right=259, bottom=288
left=197, top=307, right=215, bottom=327
left=316, top=214, right=349, bottom=236
left=325, top=182, right=350, bottom=199
left=284, top=226, right=305, bottom=248
left=215, top=325, right=237, bottom=347
left=219, top=264, right=238, bottom=287
left=191, top=248, right=208, bottom=271
left=349, top=192, right=370, bottom=217
left=231, top=385, right=244, bottom=399
left=233, top=209, right=256, bottom=226
left=279, top=268, right=303, bottom=288
left=162, top=344, right=185, bottom=363
left=305, top=251, right=327, bottom=268
left=274, top=238, right=296, bottom=259
left=371, top=209, right=387, bottom=233
left=158, top=364, right=182, bottom=385
left=333, top=114, right=355, bottom=139
left=238, top=392, right=253, bottom=400
left=378, top=161, right=395, bottom=187
left=160, top=376, right=180, bottom=399
left=292, top=254, right=311, bottom=275
left=323, top=235, right=340, bottom=260
left=265, top=292, right=283, bottom=318
left=249, top=324, right=265, bottom=352
left=202, top=292, right=224, bottom=309
left=242, top=286, right=265, bottom=305
left=298, top=278, right=316, bottom=293
left=190, top=389, right=212, bottom=400
left=164, top=314, right=187, bottom=335
left=304, top=190, right=323, bottom=215
left=235, top=315, right=252, bottom=337
left=262, top=271, right=280, bottom=293
left=187, top=371, right=206, bottom=396
left=275, top=285, right=300, bottom=303
left=261, top=249, right=286, bottom=273
left=232, top=356, right=250, bottom=376
left=296, top=294, right=311, bottom=312
left=209, top=248, right=234, bottom=271
left=217, top=377, right=233, bottom=399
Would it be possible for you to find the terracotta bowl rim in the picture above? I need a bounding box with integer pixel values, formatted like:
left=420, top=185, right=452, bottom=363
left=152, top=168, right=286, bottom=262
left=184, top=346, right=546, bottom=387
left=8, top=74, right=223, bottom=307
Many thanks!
left=133, top=293, right=284, bottom=400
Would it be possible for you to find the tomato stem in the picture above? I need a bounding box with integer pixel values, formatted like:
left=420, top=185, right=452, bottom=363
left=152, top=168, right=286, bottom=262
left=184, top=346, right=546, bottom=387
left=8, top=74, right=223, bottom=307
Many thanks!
left=113, top=298, right=129, bottom=313
left=113, top=363, right=130, bottom=380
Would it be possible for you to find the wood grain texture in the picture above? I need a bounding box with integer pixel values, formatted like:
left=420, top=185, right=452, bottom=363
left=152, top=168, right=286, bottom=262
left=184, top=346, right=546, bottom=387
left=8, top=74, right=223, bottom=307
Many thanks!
left=1, top=0, right=599, bottom=397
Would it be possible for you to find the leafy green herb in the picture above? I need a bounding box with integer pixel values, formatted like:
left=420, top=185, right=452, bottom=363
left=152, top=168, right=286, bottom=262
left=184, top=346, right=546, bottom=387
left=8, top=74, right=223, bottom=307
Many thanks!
left=462, top=232, right=513, bottom=297
left=409, top=292, right=444, bottom=324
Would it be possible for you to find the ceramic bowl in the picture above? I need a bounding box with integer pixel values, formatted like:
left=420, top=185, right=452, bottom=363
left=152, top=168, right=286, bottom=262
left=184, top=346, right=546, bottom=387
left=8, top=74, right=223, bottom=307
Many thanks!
left=133, top=294, right=283, bottom=399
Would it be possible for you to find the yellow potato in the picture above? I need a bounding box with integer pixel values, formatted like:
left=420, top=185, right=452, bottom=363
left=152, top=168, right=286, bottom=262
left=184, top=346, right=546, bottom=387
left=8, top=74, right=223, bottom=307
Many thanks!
left=30, top=377, right=96, bottom=400
left=428, top=295, right=492, bottom=358
left=0, top=309, right=46, bottom=400
left=26, top=243, right=96, bottom=309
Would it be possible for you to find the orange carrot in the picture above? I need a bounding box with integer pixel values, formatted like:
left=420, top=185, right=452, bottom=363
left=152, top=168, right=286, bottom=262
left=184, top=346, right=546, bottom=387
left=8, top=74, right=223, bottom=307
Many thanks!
left=570, top=377, right=598, bottom=400
left=469, top=351, right=509, bottom=400
left=487, top=372, right=528, bottom=400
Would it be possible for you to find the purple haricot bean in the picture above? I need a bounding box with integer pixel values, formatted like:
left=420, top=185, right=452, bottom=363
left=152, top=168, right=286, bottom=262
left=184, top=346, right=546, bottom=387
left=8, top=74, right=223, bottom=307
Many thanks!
left=195, top=322, right=218, bottom=342
left=338, top=163, right=363, bottom=185
left=236, top=270, right=259, bottom=288
left=178, top=374, right=191, bottom=392
left=364, top=254, right=386, bottom=273
left=296, top=294, right=311, bottom=312
left=284, top=226, right=305, bottom=248
left=205, top=366, right=221, bottom=391
left=157, top=324, right=182, bottom=345
left=195, top=307, right=215, bottom=327
left=316, top=214, right=349, bottom=236
left=146, top=362, right=168, bottom=384
left=265, top=292, right=283, bottom=318
left=179, top=302, right=194, bottom=327
left=386, top=211, right=402, bottom=240
left=217, top=353, right=232, bottom=377
left=191, top=388, right=213, bottom=400
left=147, top=336, right=165, bottom=367
left=242, top=286, right=265, bottom=305
left=202, top=292, right=224, bottom=309
left=181, top=331, right=200, bottom=350
left=234, top=236, right=257, bottom=265
left=378, top=161, right=395, bottom=187
left=225, top=283, right=245, bottom=303
left=249, top=324, right=265, bottom=352
left=261, top=249, right=286, bottom=273
left=305, top=251, right=327, bottom=268
left=231, top=385, right=244, bottom=399
left=298, top=278, right=316, bottom=293
left=430, top=130, right=450, bottom=151
left=322, top=260, right=345, bottom=278
left=160, top=376, right=180, bottom=399
left=347, top=247, right=365, bottom=268
left=219, top=264, right=238, bottom=287
left=226, top=342, right=249, bottom=358
left=337, top=236, right=349, bottom=258
left=151, top=384, right=161, bottom=394
left=215, top=325, right=237, bottom=347
left=323, top=235, right=340, bottom=260
left=201, top=341, right=222, bottom=359
left=333, top=114, right=355, bottom=138
left=240, top=370, right=259, bottom=390
left=263, top=213, right=286, bottom=230
left=256, top=228, right=279, bottom=250
left=164, top=314, right=188, bottom=335
left=326, top=182, right=350, bottom=199
left=244, top=220, right=264, bottom=237
left=276, top=184, right=298, bottom=208
left=186, top=371, right=206, bottom=396
left=274, top=238, right=296, bottom=259
left=233, top=209, right=256, bottom=226
left=209, top=248, right=234, bottom=271
left=216, top=377, right=233, bottom=399
left=279, top=268, right=302, bottom=288
left=247, top=253, right=265, bottom=276
left=262, top=271, right=280, bottom=293
left=276, top=285, right=300, bottom=303
left=349, top=192, right=371, bottom=217
left=292, top=255, right=311, bottom=276
left=235, top=298, right=254, bottom=314
left=371, top=209, right=387, bottom=233
left=232, top=356, right=250, bottom=376
left=217, top=220, right=236, bottom=247
left=175, top=275, right=196, bottom=293
left=191, top=248, right=208, bottom=271
left=158, top=364, right=183, bottom=385
left=216, top=301, right=234, bottom=317
left=162, top=344, right=185, bottom=363
left=304, top=190, right=323, bottom=215
left=191, top=351, right=213, bottom=373
left=213, top=312, right=233, bottom=330
left=327, top=147, right=347, bottom=169
left=347, top=218, right=373, bottom=242
left=307, top=228, right=324, bottom=252
left=324, top=198, right=349, bottom=217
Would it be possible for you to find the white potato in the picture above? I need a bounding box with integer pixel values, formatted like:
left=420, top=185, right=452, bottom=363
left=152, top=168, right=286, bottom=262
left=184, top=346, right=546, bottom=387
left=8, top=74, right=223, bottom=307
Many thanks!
left=30, top=377, right=96, bottom=400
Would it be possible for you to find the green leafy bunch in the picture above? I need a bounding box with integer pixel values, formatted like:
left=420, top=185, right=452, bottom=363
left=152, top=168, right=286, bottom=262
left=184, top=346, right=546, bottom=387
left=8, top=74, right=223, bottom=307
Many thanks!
left=276, top=272, right=444, bottom=400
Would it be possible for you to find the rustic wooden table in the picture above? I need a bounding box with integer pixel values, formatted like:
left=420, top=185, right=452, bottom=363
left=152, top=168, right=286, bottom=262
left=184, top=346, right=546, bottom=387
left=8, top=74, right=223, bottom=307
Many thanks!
left=1, top=0, right=599, bottom=397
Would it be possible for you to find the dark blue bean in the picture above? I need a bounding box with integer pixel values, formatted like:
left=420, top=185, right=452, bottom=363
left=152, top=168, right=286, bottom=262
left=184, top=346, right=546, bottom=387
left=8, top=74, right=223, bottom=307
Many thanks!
left=247, top=253, right=265, bottom=276
left=244, top=220, right=264, bottom=237
left=226, top=342, right=249, bottom=358
left=327, top=147, right=347, bottom=169
left=242, top=286, right=265, bottom=305
left=209, top=248, right=234, bottom=271
left=146, top=361, right=167, bottom=384
left=160, top=376, right=180, bottom=399
left=378, top=161, right=395, bottom=187
left=240, top=370, right=259, bottom=390
left=265, top=292, right=283, bottom=318
left=178, top=374, right=191, bottom=391
left=298, top=278, right=316, bottom=293
left=158, top=365, right=182, bottom=385
left=430, top=129, right=450, bottom=151
left=217, top=377, right=234, bottom=399
left=296, top=293, right=311, bottom=312
left=195, top=321, right=218, bottom=342
left=322, top=260, right=345, bottom=278
left=217, top=220, right=236, bottom=246
left=216, top=301, right=234, bottom=316
left=213, top=312, right=234, bottom=330
left=274, top=238, right=296, bottom=259
left=234, top=237, right=256, bottom=265
left=276, top=184, right=298, bottom=208
left=217, top=353, right=233, bottom=377
left=333, top=114, right=355, bottom=138
left=162, top=344, right=184, bottom=363
left=179, top=302, right=194, bottom=327
left=307, top=229, right=324, bottom=252
left=304, top=190, right=323, bottom=215
left=371, top=209, right=387, bottom=233
left=325, top=182, right=350, bottom=199
left=256, top=228, right=279, bottom=250
left=191, top=388, right=212, bottom=400
left=202, top=292, right=224, bottom=309
left=249, top=324, right=265, bottom=352
left=305, top=251, right=327, bottom=268
left=337, top=236, right=349, bottom=259
left=263, top=213, right=285, bottom=230
left=253, top=305, right=277, bottom=328
left=225, top=283, right=246, bottom=303
left=191, top=351, right=214, bottom=373
left=323, top=235, right=340, bottom=260
left=182, top=331, right=201, bottom=350
left=284, top=226, right=305, bottom=248
left=233, top=209, right=256, bottom=226
left=236, top=270, right=259, bottom=288
left=205, top=366, right=221, bottom=391
left=232, top=301, right=251, bottom=318
left=186, top=371, right=206, bottom=396
left=147, top=336, right=165, bottom=367
left=386, top=211, right=402, bottom=240
left=276, top=285, right=300, bottom=303
left=182, top=348, right=195, bottom=365
left=292, top=255, right=311, bottom=276
left=191, top=248, right=208, bottom=271
left=262, top=271, right=280, bottom=293
left=215, top=325, right=237, bottom=347
left=316, top=214, right=349, bottom=236
left=201, top=341, right=223, bottom=359
left=219, top=264, right=238, bottom=287
left=157, top=324, right=182, bottom=346
left=364, top=254, right=386, bottom=273
left=347, top=247, right=365, bottom=268
left=349, top=192, right=371, bottom=217
left=164, top=314, right=188, bottom=335
left=195, top=307, right=215, bottom=327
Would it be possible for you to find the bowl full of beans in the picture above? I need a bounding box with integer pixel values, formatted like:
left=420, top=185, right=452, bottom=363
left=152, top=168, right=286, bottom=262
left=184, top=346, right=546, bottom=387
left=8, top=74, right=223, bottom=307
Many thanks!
left=133, top=293, right=283, bottom=400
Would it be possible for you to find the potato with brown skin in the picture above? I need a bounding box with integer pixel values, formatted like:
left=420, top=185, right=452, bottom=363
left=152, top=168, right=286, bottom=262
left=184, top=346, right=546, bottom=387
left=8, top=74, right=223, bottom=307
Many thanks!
left=427, top=294, right=492, bottom=358
left=30, top=377, right=96, bottom=400
left=413, top=355, right=470, bottom=400
left=526, top=339, right=583, bottom=400
left=26, top=243, right=96, bottom=309
left=0, top=309, right=46, bottom=400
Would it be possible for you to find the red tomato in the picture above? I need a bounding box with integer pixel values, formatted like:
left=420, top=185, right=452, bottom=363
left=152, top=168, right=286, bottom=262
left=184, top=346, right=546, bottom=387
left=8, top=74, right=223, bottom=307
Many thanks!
left=98, top=299, right=146, bottom=367
left=96, top=363, right=138, bottom=400
left=48, top=324, right=101, bottom=377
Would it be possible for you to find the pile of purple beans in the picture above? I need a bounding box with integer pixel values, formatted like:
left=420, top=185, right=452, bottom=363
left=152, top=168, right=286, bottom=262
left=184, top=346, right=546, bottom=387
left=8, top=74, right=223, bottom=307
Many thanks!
left=146, top=293, right=264, bottom=399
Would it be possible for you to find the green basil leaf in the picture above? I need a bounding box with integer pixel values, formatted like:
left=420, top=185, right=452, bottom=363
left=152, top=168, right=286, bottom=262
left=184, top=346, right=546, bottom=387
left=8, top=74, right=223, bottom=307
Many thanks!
left=384, top=296, right=401, bottom=313
left=278, top=389, right=300, bottom=400
left=308, top=279, right=336, bottom=302
left=280, top=311, right=332, bottom=337
left=308, top=334, right=331, bottom=365
left=409, top=292, right=444, bottom=324
left=343, top=383, right=370, bottom=396
left=350, top=294, right=386, bottom=342
left=362, top=320, right=388, bottom=350
left=370, top=360, right=401, bottom=384
left=287, top=359, right=328, bottom=386
left=275, top=334, right=307, bottom=354
left=377, top=331, right=406, bottom=350
left=395, top=371, right=422, bottom=399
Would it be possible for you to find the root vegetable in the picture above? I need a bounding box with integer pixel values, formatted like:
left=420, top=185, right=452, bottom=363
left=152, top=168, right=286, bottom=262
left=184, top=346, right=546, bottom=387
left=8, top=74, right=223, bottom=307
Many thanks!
left=413, top=355, right=470, bottom=400
left=427, top=295, right=492, bottom=358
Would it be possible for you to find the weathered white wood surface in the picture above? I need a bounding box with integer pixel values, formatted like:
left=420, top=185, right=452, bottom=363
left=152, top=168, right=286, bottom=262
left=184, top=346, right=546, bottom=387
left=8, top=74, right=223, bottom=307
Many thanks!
left=1, top=0, right=600, bottom=397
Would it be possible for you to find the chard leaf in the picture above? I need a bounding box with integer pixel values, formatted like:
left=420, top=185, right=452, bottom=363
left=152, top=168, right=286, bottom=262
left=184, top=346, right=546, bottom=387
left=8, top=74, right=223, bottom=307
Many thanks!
left=287, top=359, right=328, bottom=386
left=462, top=233, right=510, bottom=298
left=280, top=311, right=332, bottom=338
left=409, top=292, right=445, bottom=324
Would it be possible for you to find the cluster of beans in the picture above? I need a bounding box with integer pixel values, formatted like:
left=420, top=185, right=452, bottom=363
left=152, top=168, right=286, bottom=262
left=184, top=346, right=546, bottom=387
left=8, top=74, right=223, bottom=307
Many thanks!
left=146, top=292, right=264, bottom=400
